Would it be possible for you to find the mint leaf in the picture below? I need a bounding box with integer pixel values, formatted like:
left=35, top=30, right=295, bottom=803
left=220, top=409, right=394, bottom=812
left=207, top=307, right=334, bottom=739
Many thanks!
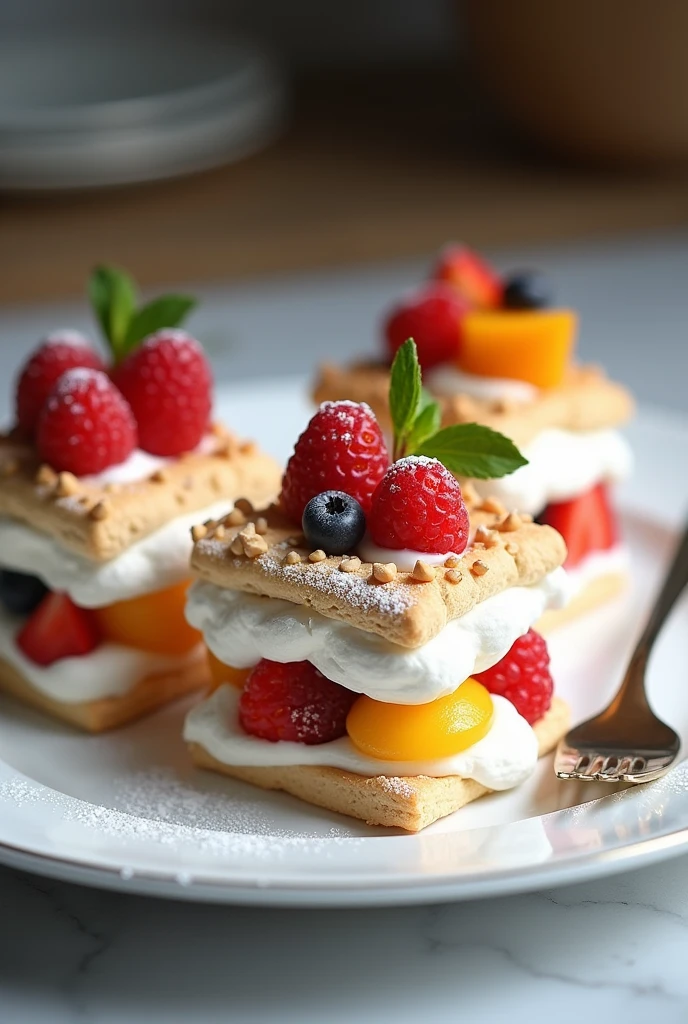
left=88, top=265, right=136, bottom=360
left=415, top=423, right=528, bottom=479
left=123, top=295, right=196, bottom=354
left=407, top=399, right=441, bottom=452
left=389, top=339, right=422, bottom=459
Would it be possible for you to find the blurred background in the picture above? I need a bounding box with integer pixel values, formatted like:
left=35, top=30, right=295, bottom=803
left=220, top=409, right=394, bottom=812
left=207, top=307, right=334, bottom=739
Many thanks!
left=0, top=0, right=687, bottom=410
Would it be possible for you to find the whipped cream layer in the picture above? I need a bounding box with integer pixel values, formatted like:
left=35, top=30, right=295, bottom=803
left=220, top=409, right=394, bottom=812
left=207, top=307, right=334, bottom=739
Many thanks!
left=186, top=569, right=570, bottom=706
left=426, top=365, right=539, bottom=405
left=0, top=607, right=202, bottom=703
left=184, top=685, right=538, bottom=790
left=472, top=428, right=633, bottom=515
left=83, top=434, right=218, bottom=486
left=0, top=500, right=230, bottom=608
left=357, top=533, right=456, bottom=572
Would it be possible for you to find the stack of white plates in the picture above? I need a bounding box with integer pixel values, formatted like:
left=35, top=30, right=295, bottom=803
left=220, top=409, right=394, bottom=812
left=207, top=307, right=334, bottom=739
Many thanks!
left=0, top=30, right=286, bottom=190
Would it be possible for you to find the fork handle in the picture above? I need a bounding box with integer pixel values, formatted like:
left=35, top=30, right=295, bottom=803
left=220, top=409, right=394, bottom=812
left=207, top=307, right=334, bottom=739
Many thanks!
left=638, top=519, right=688, bottom=652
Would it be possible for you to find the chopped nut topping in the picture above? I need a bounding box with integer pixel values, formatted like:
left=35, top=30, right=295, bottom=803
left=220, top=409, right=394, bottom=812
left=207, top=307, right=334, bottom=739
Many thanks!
left=470, top=559, right=489, bottom=577
left=445, top=568, right=463, bottom=584
left=239, top=522, right=267, bottom=558
left=505, top=542, right=520, bottom=556
left=191, top=524, right=208, bottom=542
left=214, top=525, right=226, bottom=540
left=519, top=512, right=534, bottom=523
left=255, top=517, right=268, bottom=535
left=35, top=464, right=57, bottom=487
left=285, top=550, right=302, bottom=565
left=239, top=441, right=256, bottom=456
left=150, top=469, right=168, bottom=483
left=229, top=535, right=244, bottom=556
left=210, top=421, right=229, bottom=438
left=478, top=496, right=507, bottom=516
left=412, top=560, right=436, bottom=583
left=373, top=562, right=397, bottom=584
left=496, top=512, right=522, bottom=533
left=226, top=507, right=246, bottom=526
left=204, top=518, right=217, bottom=529
left=234, top=497, right=254, bottom=516
left=340, top=556, right=361, bottom=573
left=475, top=525, right=500, bottom=548
left=55, top=472, right=79, bottom=497
left=309, top=549, right=327, bottom=563
left=444, top=554, right=461, bottom=569
left=89, top=500, right=110, bottom=521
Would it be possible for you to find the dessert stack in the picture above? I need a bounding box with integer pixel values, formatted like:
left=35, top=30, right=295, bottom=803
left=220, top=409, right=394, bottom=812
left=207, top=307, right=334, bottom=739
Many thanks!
left=314, top=245, right=634, bottom=625
left=0, top=267, right=280, bottom=730
left=184, top=342, right=571, bottom=831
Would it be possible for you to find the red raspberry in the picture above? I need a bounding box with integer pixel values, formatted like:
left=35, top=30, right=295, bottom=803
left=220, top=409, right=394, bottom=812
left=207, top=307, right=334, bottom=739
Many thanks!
left=112, top=330, right=212, bottom=456
left=239, top=659, right=357, bottom=744
left=280, top=401, right=389, bottom=523
left=474, top=629, right=553, bottom=725
left=383, top=284, right=469, bottom=371
left=368, top=456, right=469, bottom=554
left=36, top=368, right=137, bottom=476
left=15, top=332, right=105, bottom=437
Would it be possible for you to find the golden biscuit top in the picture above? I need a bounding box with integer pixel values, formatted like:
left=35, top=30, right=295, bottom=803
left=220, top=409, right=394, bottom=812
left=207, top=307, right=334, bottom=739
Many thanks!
left=190, top=499, right=567, bottom=649
left=0, top=426, right=281, bottom=562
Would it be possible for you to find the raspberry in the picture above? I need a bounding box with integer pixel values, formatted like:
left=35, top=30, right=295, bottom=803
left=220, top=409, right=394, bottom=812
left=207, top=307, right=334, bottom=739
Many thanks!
left=36, top=368, right=137, bottom=476
left=280, top=401, right=389, bottom=524
left=15, top=332, right=105, bottom=437
left=474, top=629, right=553, bottom=725
left=368, top=456, right=469, bottom=554
left=112, top=330, right=212, bottom=456
left=239, top=659, right=357, bottom=744
left=383, top=284, right=468, bottom=371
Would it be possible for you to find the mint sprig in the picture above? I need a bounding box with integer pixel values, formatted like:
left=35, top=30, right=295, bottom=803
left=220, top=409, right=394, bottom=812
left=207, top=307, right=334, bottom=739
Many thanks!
left=388, top=338, right=528, bottom=479
left=88, top=265, right=197, bottom=363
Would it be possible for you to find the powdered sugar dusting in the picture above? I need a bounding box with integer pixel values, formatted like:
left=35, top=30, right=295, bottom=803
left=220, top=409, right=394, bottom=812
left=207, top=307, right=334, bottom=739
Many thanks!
left=45, top=329, right=92, bottom=348
left=376, top=776, right=414, bottom=798
left=260, top=543, right=414, bottom=617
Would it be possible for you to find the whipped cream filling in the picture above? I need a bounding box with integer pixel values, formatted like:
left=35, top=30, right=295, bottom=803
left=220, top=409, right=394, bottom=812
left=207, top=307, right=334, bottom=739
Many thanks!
left=0, top=607, right=203, bottom=703
left=425, top=365, right=539, bottom=404
left=472, top=428, right=633, bottom=515
left=357, top=533, right=456, bottom=572
left=186, top=568, right=570, bottom=706
left=0, top=500, right=231, bottom=608
left=565, top=544, right=629, bottom=598
left=184, top=685, right=538, bottom=790
left=83, top=434, right=217, bottom=486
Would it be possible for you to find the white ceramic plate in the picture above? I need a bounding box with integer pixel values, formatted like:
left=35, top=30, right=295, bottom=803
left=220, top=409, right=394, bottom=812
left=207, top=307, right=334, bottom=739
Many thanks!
left=0, top=381, right=686, bottom=907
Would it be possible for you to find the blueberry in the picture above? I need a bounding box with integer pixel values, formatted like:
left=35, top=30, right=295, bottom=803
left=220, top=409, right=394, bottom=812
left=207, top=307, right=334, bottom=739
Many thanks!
left=503, top=270, right=552, bottom=310
left=0, top=570, right=49, bottom=615
left=302, top=491, right=366, bottom=555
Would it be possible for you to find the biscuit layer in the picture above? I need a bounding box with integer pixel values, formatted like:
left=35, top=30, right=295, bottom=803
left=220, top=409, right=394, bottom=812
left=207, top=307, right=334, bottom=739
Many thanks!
left=0, top=427, right=281, bottom=562
left=188, top=696, right=570, bottom=832
left=0, top=649, right=208, bottom=732
left=190, top=503, right=566, bottom=649
left=314, top=362, right=634, bottom=447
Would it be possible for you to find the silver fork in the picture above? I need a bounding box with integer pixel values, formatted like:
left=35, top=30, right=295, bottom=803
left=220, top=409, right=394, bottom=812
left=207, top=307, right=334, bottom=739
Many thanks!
left=555, top=519, right=688, bottom=784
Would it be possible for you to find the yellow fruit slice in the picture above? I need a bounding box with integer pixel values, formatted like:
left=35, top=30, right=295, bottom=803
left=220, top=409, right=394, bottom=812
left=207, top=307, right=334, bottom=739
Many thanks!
left=346, top=679, right=494, bottom=761
left=458, top=310, right=577, bottom=389
left=206, top=648, right=252, bottom=691
left=93, top=580, right=200, bottom=656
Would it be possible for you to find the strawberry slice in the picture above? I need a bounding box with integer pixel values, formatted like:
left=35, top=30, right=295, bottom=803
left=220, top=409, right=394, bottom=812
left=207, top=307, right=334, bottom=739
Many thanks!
left=16, top=593, right=101, bottom=667
left=432, top=244, right=503, bottom=309
left=540, top=483, right=618, bottom=569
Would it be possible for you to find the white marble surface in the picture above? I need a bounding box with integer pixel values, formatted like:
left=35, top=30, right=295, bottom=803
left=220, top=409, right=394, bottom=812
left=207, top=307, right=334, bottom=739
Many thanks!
left=3, top=855, right=688, bottom=1023
left=1, top=232, right=688, bottom=1022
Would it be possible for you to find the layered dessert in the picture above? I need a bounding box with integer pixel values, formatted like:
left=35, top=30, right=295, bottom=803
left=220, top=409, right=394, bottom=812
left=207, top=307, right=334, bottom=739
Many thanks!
left=184, top=349, right=571, bottom=831
left=0, top=268, right=280, bottom=731
left=314, top=245, right=634, bottom=625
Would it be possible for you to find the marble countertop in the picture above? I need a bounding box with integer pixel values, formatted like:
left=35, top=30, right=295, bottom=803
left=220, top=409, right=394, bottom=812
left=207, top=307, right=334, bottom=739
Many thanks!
left=1, top=233, right=687, bottom=1023
left=3, top=855, right=688, bottom=1023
